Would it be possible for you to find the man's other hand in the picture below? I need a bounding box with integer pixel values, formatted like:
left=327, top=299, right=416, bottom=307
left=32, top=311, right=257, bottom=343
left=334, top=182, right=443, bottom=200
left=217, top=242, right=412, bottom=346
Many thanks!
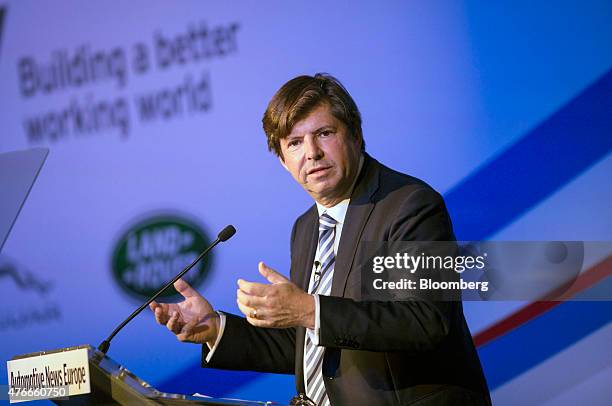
left=149, top=278, right=219, bottom=346
left=237, top=262, right=315, bottom=329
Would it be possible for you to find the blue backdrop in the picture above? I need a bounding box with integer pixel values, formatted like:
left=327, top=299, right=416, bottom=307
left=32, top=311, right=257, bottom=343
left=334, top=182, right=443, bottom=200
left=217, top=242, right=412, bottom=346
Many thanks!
left=1, top=1, right=610, bottom=404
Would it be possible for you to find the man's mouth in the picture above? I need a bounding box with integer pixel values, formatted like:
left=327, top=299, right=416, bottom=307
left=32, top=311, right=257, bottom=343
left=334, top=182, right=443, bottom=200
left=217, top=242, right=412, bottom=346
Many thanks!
left=307, top=166, right=331, bottom=176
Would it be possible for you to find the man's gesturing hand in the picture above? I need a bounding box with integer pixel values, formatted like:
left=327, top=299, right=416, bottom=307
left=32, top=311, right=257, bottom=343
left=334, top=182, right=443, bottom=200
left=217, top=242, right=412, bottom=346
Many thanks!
left=237, top=262, right=315, bottom=329
left=149, top=278, right=219, bottom=346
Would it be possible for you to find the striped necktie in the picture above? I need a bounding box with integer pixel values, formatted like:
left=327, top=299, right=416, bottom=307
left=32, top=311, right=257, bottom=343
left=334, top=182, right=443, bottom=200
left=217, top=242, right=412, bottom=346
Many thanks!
left=305, top=213, right=337, bottom=405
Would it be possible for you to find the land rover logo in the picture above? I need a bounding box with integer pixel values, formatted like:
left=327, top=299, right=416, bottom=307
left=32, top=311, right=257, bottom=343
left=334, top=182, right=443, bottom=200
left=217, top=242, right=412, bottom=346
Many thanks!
left=111, top=215, right=212, bottom=301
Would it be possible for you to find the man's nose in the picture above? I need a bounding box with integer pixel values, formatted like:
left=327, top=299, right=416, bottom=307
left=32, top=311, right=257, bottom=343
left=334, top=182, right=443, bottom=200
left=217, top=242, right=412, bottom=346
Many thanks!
left=304, top=135, right=323, bottom=160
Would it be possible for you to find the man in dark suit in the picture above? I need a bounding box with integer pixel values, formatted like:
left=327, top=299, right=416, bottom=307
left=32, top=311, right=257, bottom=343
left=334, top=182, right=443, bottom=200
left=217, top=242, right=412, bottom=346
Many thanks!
left=151, top=74, right=491, bottom=405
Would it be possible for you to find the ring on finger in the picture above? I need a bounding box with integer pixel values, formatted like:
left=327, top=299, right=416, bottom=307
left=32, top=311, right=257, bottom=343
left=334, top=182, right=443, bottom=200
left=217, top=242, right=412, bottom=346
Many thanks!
left=250, top=308, right=258, bottom=319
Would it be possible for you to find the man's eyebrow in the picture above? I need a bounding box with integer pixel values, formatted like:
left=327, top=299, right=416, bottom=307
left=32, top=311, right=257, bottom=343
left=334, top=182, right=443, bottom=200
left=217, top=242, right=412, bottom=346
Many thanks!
left=284, top=134, right=303, bottom=142
left=313, top=125, right=336, bottom=133
left=284, top=125, right=337, bottom=141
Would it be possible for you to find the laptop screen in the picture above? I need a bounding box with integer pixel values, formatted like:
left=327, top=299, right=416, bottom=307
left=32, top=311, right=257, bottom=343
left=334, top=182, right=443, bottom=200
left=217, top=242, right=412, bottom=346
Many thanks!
left=0, top=148, right=48, bottom=253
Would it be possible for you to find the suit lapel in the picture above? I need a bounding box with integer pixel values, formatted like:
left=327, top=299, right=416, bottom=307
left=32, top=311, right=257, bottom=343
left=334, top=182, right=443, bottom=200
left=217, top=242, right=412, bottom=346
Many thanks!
left=296, top=208, right=319, bottom=290
left=294, top=206, right=318, bottom=395
left=331, top=155, right=380, bottom=297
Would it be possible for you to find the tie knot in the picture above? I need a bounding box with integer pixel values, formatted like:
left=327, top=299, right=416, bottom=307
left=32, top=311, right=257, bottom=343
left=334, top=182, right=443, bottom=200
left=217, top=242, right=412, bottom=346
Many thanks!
left=319, top=213, right=337, bottom=231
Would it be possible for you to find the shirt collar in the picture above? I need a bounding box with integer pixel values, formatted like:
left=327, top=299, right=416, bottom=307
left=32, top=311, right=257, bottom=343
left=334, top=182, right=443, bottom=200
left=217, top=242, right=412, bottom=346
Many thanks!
left=315, top=154, right=364, bottom=224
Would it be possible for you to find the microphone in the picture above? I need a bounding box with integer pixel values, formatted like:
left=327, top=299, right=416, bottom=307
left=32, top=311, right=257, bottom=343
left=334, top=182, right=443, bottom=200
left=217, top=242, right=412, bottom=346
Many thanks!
left=218, top=225, right=236, bottom=241
left=314, top=260, right=322, bottom=279
left=98, top=225, right=236, bottom=354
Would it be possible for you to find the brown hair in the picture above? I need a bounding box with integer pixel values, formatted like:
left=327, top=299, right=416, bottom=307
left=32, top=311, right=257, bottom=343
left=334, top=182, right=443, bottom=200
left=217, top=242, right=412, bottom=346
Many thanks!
left=262, top=73, right=364, bottom=159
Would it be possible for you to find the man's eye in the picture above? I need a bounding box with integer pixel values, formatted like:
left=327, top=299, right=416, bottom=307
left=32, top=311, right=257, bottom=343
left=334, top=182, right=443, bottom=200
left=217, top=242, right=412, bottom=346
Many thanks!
left=319, top=131, right=332, bottom=137
left=288, top=139, right=301, bottom=147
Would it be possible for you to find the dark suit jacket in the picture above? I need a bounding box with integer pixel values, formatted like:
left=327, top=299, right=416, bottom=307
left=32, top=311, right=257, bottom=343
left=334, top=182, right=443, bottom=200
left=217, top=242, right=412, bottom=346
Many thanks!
left=203, top=154, right=491, bottom=405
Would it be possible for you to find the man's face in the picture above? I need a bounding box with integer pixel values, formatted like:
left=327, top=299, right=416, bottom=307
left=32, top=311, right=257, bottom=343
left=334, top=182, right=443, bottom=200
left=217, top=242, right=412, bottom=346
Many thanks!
left=279, top=103, right=362, bottom=207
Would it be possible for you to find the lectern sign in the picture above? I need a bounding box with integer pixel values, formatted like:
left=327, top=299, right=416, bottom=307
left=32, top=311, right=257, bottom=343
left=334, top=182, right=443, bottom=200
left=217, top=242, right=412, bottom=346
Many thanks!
left=6, top=347, right=90, bottom=403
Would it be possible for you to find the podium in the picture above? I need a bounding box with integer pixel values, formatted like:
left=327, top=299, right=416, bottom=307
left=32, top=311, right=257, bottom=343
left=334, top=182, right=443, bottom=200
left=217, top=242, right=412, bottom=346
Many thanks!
left=10, top=345, right=281, bottom=405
